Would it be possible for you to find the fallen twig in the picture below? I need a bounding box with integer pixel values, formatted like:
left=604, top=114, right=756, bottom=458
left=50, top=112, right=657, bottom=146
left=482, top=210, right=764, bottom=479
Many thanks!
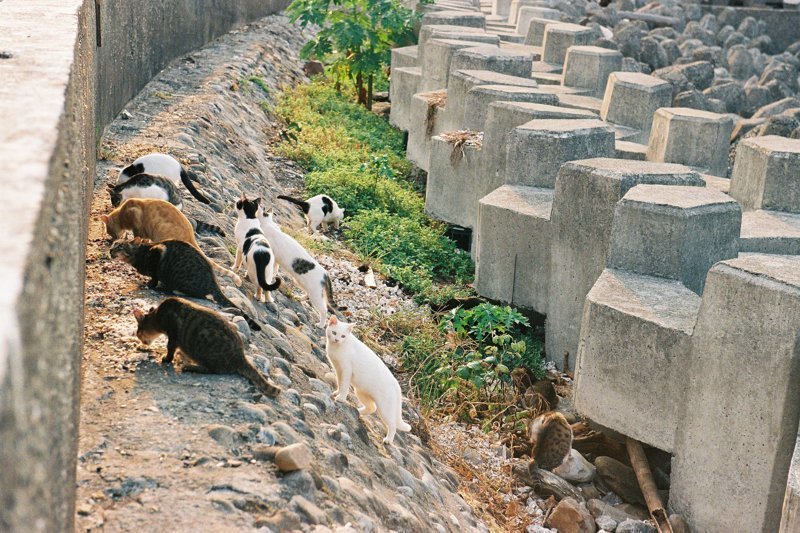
left=626, top=437, right=674, bottom=533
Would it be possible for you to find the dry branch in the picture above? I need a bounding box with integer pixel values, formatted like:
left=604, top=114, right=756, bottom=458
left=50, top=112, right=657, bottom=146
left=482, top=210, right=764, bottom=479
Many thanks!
left=626, top=437, right=674, bottom=533
left=424, top=91, right=447, bottom=135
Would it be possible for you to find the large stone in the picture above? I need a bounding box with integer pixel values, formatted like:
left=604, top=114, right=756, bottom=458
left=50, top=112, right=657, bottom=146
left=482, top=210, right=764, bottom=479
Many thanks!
left=562, top=46, right=623, bottom=99
left=595, top=457, right=645, bottom=506
left=450, top=45, right=534, bottom=79
left=389, top=67, right=421, bottom=132
left=646, top=107, right=734, bottom=177
left=600, top=72, right=673, bottom=144
left=443, top=69, right=538, bottom=131
left=547, top=159, right=703, bottom=368
left=730, top=136, right=800, bottom=213
left=671, top=255, right=800, bottom=533
left=463, top=84, right=558, bottom=131
left=505, top=119, right=615, bottom=188
left=476, top=185, right=553, bottom=312
left=545, top=497, right=597, bottom=533
left=552, top=449, right=596, bottom=483
left=542, top=23, right=599, bottom=65
left=702, top=81, right=745, bottom=115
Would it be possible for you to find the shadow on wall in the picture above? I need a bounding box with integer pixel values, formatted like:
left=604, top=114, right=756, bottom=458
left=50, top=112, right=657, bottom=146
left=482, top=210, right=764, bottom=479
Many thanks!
left=0, top=0, right=290, bottom=531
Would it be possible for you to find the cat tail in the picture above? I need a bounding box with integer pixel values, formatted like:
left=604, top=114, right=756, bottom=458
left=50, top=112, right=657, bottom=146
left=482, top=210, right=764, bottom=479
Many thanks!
left=277, top=195, right=311, bottom=214
left=180, top=168, right=211, bottom=205
left=323, top=273, right=347, bottom=312
left=255, top=251, right=282, bottom=291
left=194, top=218, right=225, bottom=237
left=239, top=363, right=281, bottom=397
left=208, top=259, right=243, bottom=287
left=210, top=288, right=262, bottom=332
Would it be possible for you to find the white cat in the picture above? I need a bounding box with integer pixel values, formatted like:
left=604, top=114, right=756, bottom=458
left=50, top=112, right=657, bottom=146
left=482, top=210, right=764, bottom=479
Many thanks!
left=119, top=152, right=211, bottom=205
left=277, top=194, right=345, bottom=233
left=257, top=207, right=337, bottom=328
left=325, top=316, right=411, bottom=444
left=233, top=195, right=281, bottom=303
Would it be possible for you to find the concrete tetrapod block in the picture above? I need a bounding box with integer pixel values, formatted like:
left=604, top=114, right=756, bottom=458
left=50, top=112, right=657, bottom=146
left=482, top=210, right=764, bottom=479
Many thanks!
left=481, top=102, right=599, bottom=213
left=389, top=67, right=421, bottom=132
left=463, top=84, right=559, bottom=131
left=450, top=45, right=534, bottom=79
left=575, top=269, right=701, bottom=452
left=418, top=24, right=489, bottom=49
left=607, top=185, right=741, bottom=295
left=562, top=46, right=623, bottom=98
left=646, top=107, right=734, bottom=177
left=671, top=254, right=800, bottom=533
left=391, top=45, right=419, bottom=70
left=444, top=69, right=538, bottom=131
left=615, top=140, right=648, bottom=160
left=524, top=18, right=558, bottom=46
left=600, top=72, right=673, bottom=144
left=426, top=133, right=484, bottom=229
left=546, top=159, right=704, bottom=369
left=407, top=91, right=448, bottom=171
left=493, top=0, right=513, bottom=18
left=505, top=119, right=616, bottom=188
left=516, top=6, right=562, bottom=34
left=729, top=135, right=800, bottom=213
left=476, top=185, right=553, bottom=312
left=418, top=28, right=500, bottom=70
left=542, top=23, right=599, bottom=65
left=421, top=39, right=500, bottom=92
left=739, top=210, right=800, bottom=256
left=421, top=10, right=487, bottom=29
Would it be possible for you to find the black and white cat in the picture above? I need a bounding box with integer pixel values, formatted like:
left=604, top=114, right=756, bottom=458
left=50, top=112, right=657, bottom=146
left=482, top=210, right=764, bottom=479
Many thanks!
left=277, top=194, right=345, bottom=233
left=109, top=173, right=183, bottom=210
left=256, top=206, right=338, bottom=328
left=119, top=153, right=211, bottom=205
left=233, top=195, right=281, bottom=304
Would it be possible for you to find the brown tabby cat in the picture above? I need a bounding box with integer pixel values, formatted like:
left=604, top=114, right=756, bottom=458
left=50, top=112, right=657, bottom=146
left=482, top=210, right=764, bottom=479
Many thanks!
left=528, top=411, right=573, bottom=470
left=134, top=297, right=280, bottom=397
left=110, top=239, right=261, bottom=332
left=101, top=198, right=241, bottom=285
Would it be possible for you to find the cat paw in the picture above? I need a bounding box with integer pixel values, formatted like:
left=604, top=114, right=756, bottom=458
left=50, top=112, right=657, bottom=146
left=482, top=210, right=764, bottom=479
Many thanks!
left=232, top=274, right=242, bottom=287
left=336, top=394, right=348, bottom=403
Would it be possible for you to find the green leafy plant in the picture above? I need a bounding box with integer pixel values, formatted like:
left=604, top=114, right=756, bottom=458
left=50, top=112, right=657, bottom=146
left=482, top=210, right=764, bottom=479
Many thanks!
left=286, top=0, right=419, bottom=107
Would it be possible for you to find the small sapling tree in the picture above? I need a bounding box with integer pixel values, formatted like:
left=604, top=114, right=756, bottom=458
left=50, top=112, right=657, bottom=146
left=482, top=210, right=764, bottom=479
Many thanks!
left=287, top=0, right=420, bottom=108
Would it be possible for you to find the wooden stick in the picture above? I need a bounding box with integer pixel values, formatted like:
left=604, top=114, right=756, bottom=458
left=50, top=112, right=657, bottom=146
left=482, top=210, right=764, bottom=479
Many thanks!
left=626, top=437, right=674, bottom=533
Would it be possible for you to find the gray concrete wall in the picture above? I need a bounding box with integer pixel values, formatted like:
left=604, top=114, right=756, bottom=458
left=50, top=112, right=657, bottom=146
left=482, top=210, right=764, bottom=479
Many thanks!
left=0, top=1, right=288, bottom=530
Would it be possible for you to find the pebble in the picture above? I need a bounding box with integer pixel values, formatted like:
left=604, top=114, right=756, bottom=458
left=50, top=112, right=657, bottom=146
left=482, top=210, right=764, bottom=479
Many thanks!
left=553, top=448, right=596, bottom=483
left=235, top=401, right=268, bottom=424
left=616, top=519, right=657, bottom=533
left=207, top=424, right=239, bottom=448
left=545, top=497, right=596, bottom=533
left=275, top=442, right=313, bottom=472
left=596, top=515, right=618, bottom=531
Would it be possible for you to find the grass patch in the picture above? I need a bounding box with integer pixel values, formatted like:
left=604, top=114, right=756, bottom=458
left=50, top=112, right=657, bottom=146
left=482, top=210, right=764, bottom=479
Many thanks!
left=274, top=76, right=545, bottom=424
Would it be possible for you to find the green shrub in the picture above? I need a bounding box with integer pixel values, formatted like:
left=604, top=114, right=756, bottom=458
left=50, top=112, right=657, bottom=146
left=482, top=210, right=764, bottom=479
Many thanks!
left=344, top=210, right=474, bottom=286
left=305, top=164, right=423, bottom=219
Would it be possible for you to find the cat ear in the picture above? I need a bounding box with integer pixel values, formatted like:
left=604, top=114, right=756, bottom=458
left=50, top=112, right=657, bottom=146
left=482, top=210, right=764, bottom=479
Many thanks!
left=254, top=197, right=262, bottom=206
left=345, top=323, right=354, bottom=334
left=328, top=315, right=338, bottom=326
left=133, top=308, right=144, bottom=322
left=240, top=192, right=246, bottom=201
left=100, top=214, right=109, bottom=224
